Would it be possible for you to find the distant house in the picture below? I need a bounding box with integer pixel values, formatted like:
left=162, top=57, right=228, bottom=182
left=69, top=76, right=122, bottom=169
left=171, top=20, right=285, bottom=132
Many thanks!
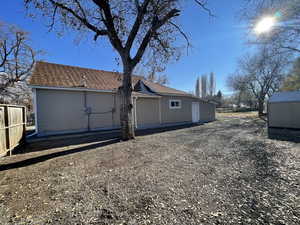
left=28, top=61, right=216, bottom=136
left=268, top=91, right=300, bottom=141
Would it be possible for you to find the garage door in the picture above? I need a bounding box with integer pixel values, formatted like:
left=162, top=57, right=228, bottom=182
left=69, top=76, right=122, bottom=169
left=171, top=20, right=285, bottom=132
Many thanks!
left=136, top=98, right=160, bottom=127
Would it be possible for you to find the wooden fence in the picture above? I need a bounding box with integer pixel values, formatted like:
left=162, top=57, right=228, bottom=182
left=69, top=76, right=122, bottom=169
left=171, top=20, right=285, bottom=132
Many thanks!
left=0, top=105, right=26, bottom=157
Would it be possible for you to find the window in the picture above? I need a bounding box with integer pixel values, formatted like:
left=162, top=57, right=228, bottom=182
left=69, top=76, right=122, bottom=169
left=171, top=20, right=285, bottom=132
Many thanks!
left=169, top=100, right=182, bottom=109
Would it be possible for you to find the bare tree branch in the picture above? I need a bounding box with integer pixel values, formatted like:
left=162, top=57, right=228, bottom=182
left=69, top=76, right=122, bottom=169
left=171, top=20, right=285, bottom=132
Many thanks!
left=125, top=0, right=151, bottom=52
left=194, top=0, right=215, bottom=17
left=48, top=5, right=58, bottom=32
left=242, top=0, right=300, bottom=55
left=280, top=45, right=300, bottom=53
left=132, top=8, right=180, bottom=66
left=48, top=0, right=108, bottom=40
left=169, top=21, right=191, bottom=54
left=92, top=0, right=124, bottom=51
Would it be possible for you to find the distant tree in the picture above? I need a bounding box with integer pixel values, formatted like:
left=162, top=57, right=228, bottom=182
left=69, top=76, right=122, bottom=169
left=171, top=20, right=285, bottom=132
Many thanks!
left=142, top=66, right=169, bottom=85
left=201, top=74, right=207, bottom=98
left=242, top=0, right=300, bottom=54
left=227, top=73, right=248, bottom=107
left=145, top=72, right=169, bottom=85
left=0, top=21, right=36, bottom=103
left=134, top=49, right=169, bottom=85
left=228, top=46, right=289, bottom=116
left=281, top=57, right=300, bottom=91
left=195, top=77, right=200, bottom=97
left=235, top=90, right=257, bottom=108
left=156, top=74, right=169, bottom=85
left=215, top=90, right=222, bottom=107
left=208, top=72, right=216, bottom=96
left=216, top=90, right=222, bottom=99
left=24, top=0, right=212, bottom=140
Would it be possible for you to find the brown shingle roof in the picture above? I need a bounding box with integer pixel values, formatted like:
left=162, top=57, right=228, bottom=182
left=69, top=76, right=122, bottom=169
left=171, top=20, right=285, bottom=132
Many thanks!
left=29, top=61, right=190, bottom=96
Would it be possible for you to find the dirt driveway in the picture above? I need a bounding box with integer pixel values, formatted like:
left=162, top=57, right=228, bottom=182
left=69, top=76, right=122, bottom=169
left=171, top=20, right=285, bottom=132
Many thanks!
left=0, top=114, right=299, bottom=225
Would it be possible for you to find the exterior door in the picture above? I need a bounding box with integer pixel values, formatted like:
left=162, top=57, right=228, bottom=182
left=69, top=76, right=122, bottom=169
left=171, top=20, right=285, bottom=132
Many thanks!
left=192, top=102, right=200, bottom=123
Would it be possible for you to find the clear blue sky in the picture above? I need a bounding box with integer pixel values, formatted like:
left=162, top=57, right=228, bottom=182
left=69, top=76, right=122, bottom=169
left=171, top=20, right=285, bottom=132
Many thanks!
left=1, top=1, right=253, bottom=95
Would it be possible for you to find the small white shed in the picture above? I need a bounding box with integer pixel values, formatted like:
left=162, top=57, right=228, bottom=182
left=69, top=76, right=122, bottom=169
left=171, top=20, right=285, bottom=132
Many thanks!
left=268, top=91, right=300, bottom=141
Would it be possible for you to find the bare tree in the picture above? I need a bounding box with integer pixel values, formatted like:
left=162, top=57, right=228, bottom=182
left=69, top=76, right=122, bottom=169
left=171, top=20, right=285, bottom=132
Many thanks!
left=0, top=21, right=36, bottom=99
left=201, top=74, right=207, bottom=98
left=208, top=72, right=216, bottom=96
left=144, top=70, right=168, bottom=85
left=135, top=56, right=169, bottom=85
left=156, top=74, right=168, bottom=85
left=242, top=0, right=300, bottom=54
left=134, top=45, right=172, bottom=85
left=24, top=0, right=211, bottom=140
left=227, top=73, right=248, bottom=108
left=228, top=46, right=289, bottom=115
left=281, top=57, right=300, bottom=91
left=195, top=77, right=200, bottom=97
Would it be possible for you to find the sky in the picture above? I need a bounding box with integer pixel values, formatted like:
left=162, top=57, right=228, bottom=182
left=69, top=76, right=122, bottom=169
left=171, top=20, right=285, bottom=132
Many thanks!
left=1, top=1, right=254, bottom=95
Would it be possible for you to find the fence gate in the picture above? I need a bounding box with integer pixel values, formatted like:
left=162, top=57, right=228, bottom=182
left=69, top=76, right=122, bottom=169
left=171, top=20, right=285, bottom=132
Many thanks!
left=0, top=105, right=26, bottom=157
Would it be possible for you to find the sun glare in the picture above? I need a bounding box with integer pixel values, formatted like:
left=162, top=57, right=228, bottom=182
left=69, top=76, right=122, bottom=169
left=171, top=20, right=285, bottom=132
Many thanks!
left=254, top=16, right=276, bottom=35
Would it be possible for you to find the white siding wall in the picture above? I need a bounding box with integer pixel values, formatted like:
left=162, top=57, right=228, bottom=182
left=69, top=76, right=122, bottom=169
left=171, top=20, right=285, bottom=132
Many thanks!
left=36, top=89, right=88, bottom=135
left=35, top=89, right=216, bottom=136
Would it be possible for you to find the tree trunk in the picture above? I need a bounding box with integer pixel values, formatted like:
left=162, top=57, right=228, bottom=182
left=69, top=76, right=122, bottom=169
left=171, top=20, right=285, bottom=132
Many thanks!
left=258, top=98, right=265, bottom=117
left=119, top=64, right=135, bottom=141
left=237, top=92, right=241, bottom=108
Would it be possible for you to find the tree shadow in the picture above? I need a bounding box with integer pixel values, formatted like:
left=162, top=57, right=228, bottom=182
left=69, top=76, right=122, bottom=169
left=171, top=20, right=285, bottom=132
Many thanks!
left=137, top=123, right=203, bottom=136
left=22, top=123, right=203, bottom=153
left=222, top=139, right=294, bottom=223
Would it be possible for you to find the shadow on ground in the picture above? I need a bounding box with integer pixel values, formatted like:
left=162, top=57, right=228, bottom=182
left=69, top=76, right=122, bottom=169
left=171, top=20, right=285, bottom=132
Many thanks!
left=0, top=138, right=120, bottom=172
left=23, top=123, right=203, bottom=152
left=222, top=138, right=295, bottom=224
left=0, top=123, right=203, bottom=172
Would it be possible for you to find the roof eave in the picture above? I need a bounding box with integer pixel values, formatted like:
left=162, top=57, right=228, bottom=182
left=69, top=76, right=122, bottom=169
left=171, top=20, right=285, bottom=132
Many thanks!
left=29, top=85, right=117, bottom=93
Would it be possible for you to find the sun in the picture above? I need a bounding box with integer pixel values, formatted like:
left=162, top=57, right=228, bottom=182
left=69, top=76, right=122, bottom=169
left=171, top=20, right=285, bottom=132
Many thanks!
left=254, top=16, right=276, bottom=35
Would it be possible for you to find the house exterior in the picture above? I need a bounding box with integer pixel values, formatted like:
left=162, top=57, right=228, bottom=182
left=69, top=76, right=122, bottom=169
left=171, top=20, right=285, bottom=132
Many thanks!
left=29, top=61, right=216, bottom=136
left=268, top=91, right=300, bottom=141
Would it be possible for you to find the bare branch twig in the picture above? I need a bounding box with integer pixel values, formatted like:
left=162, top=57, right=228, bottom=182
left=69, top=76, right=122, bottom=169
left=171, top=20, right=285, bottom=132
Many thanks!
left=194, top=0, right=215, bottom=17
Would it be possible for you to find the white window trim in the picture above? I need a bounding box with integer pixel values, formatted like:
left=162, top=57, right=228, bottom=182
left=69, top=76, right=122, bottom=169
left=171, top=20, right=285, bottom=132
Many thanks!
left=169, top=99, right=182, bottom=109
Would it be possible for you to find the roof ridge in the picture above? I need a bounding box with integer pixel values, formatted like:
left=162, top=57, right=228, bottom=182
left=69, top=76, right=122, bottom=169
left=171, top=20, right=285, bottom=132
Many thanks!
left=143, top=80, right=189, bottom=95
left=36, top=61, right=144, bottom=79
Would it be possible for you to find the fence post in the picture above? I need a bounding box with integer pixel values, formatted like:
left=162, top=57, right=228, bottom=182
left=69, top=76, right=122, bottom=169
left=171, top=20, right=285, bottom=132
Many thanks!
left=22, top=106, right=26, bottom=144
left=4, top=105, right=10, bottom=156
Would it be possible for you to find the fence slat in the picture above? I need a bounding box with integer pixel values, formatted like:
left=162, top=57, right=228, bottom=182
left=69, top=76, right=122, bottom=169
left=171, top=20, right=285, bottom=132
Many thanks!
left=0, top=106, right=6, bottom=156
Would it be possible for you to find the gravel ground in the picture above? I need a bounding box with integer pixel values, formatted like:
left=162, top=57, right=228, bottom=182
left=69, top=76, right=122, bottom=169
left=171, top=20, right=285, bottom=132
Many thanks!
left=0, top=114, right=299, bottom=225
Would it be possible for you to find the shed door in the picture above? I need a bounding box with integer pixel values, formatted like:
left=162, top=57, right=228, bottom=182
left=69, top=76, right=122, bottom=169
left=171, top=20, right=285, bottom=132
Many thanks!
left=192, top=102, right=200, bottom=123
